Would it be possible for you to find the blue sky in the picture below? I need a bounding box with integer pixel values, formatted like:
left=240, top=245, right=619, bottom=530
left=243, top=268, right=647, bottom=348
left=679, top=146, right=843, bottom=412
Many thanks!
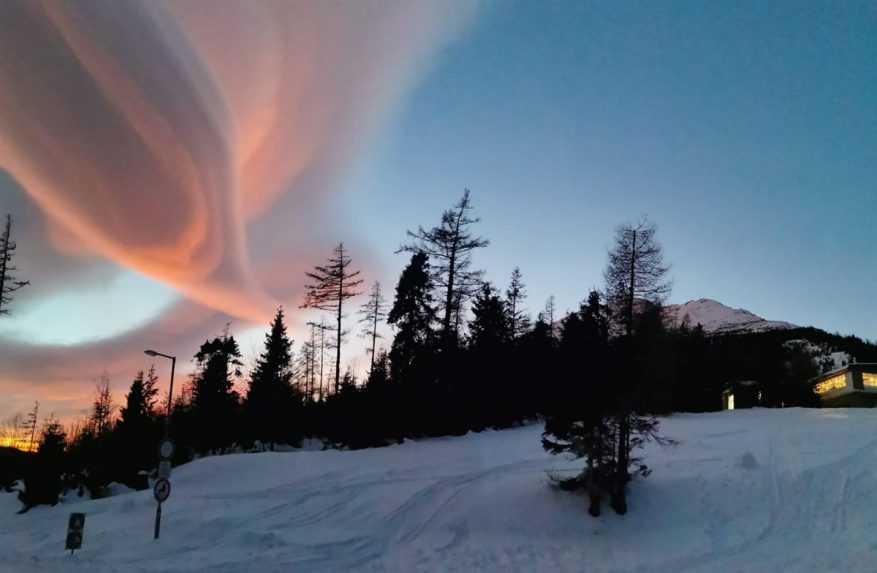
left=347, top=0, right=876, bottom=338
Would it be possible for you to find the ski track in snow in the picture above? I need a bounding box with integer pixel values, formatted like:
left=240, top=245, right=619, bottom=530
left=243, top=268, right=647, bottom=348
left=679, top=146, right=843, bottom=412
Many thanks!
left=3, top=409, right=877, bottom=572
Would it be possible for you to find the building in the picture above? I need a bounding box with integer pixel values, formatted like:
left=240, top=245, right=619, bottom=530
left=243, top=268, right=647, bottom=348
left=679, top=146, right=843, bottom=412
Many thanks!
left=722, top=380, right=761, bottom=410
left=811, top=363, right=877, bottom=407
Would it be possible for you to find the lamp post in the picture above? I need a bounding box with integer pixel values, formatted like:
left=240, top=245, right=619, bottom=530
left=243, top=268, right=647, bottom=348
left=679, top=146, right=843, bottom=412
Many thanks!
left=144, top=349, right=175, bottom=540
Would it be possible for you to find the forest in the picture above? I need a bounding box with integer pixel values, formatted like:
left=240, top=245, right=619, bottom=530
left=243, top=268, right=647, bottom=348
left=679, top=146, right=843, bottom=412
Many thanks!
left=3, top=192, right=875, bottom=517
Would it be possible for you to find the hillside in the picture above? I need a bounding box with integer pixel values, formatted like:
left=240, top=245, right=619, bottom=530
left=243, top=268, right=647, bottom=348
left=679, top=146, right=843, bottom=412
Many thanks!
left=665, top=298, right=796, bottom=334
left=3, top=409, right=877, bottom=572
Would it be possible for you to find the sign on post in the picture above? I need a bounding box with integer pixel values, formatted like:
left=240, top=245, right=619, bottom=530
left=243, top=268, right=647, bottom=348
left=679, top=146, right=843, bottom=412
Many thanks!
left=66, top=512, right=85, bottom=554
left=158, top=460, right=171, bottom=479
left=153, top=478, right=171, bottom=503
left=154, top=438, right=174, bottom=540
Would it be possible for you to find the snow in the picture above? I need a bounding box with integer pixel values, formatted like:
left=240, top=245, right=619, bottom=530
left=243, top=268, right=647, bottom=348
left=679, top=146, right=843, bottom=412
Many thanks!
left=665, top=298, right=797, bottom=334
left=3, top=408, right=877, bottom=572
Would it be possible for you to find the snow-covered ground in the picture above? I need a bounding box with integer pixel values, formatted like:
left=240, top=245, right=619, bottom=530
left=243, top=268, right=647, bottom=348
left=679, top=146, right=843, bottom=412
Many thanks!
left=3, top=408, right=877, bottom=572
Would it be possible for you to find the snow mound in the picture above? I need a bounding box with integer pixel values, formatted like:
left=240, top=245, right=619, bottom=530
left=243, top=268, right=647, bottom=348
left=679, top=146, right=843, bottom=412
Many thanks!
left=3, top=409, right=877, bottom=572
left=665, top=298, right=797, bottom=334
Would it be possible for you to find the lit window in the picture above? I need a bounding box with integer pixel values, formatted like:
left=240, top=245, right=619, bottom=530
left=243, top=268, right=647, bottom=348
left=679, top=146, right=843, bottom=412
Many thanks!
left=863, top=373, right=877, bottom=388
left=814, top=374, right=847, bottom=395
left=728, top=394, right=735, bottom=410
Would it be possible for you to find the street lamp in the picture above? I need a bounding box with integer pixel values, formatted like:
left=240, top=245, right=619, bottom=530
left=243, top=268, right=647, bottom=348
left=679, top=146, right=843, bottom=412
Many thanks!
left=144, top=349, right=176, bottom=429
left=144, top=349, right=176, bottom=541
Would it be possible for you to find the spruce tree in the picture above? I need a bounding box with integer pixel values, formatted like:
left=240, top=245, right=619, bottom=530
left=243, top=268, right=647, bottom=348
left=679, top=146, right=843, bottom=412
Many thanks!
left=505, top=267, right=530, bottom=340
left=387, top=252, right=436, bottom=384
left=245, top=308, right=298, bottom=449
left=542, top=290, right=616, bottom=516
left=301, top=243, right=364, bottom=395
left=192, top=333, right=243, bottom=454
left=117, top=370, right=160, bottom=485
left=21, top=416, right=66, bottom=509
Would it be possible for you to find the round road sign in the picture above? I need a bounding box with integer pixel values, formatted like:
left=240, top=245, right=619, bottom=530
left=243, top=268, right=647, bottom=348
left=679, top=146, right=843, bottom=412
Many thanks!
left=159, top=440, right=175, bottom=460
left=153, top=478, right=171, bottom=503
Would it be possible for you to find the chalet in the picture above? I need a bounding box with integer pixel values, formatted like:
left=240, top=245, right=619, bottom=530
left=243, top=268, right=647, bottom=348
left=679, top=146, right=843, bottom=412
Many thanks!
left=811, top=363, right=877, bottom=407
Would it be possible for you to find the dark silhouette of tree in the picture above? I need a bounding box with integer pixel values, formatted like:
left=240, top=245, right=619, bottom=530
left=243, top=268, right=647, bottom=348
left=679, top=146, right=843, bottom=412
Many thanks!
left=543, top=290, right=616, bottom=516
left=245, top=308, right=299, bottom=449
left=0, top=214, right=29, bottom=316
left=192, top=333, right=243, bottom=454
left=20, top=416, right=66, bottom=510
left=302, top=243, right=363, bottom=395
left=116, top=369, right=160, bottom=487
left=387, top=252, right=436, bottom=384
left=402, top=190, right=488, bottom=350
left=505, top=267, right=530, bottom=340
left=90, top=375, right=114, bottom=438
left=604, top=218, right=671, bottom=514
left=359, top=281, right=387, bottom=377
left=468, top=282, right=511, bottom=350
left=23, top=401, right=39, bottom=453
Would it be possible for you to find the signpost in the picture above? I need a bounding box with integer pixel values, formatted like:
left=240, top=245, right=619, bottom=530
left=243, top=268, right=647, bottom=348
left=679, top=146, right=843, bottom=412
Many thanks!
left=66, top=512, right=85, bottom=554
left=153, top=439, right=174, bottom=540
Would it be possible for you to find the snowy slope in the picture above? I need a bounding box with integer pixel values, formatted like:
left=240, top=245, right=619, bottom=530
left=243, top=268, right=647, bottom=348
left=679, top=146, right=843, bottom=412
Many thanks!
left=665, top=298, right=796, bottom=334
left=3, top=409, right=877, bottom=572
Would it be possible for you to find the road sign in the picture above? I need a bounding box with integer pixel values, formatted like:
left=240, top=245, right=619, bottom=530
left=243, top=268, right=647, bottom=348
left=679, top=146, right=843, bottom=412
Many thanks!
left=158, top=460, right=171, bottom=479
left=159, top=439, right=174, bottom=460
left=153, top=478, right=171, bottom=503
left=66, top=512, right=85, bottom=553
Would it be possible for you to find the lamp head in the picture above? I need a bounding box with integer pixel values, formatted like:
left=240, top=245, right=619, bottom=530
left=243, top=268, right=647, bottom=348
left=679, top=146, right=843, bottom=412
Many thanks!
left=144, top=349, right=158, bottom=357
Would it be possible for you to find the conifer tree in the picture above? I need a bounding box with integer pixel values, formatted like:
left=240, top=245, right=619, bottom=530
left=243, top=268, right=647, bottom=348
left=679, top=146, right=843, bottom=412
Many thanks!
left=302, top=243, right=363, bottom=395
left=542, top=290, right=615, bottom=516
left=604, top=218, right=671, bottom=514
left=90, top=375, right=114, bottom=437
left=468, top=283, right=511, bottom=350
left=192, top=333, right=243, bottom=453
left=117, top=370, right=160, bottom=484
left=359, top=281, right=387, bottom=376
left=21, top=416, right=66, bottom=509
left=402, top=190, right=488, bottom=350
left=245, top=308, right=298, bottom=449
left=387, top=252, right=436, bottom=383
left=505, top=267, right=530, bottom=340
left=0, top=214, right=29, bottom=316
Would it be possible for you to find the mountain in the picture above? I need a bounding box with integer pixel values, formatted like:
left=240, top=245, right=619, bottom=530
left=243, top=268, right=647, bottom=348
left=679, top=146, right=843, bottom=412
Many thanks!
left=664, top=298, right=796, bottom=334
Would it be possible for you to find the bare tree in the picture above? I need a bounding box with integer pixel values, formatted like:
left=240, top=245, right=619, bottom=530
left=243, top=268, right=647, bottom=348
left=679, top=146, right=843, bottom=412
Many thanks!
left=301, top=243, right=363, bottom=395
left=505, top=267, right=529, bottom=339
left=0, top=214, right=29, bottom=316
left=603, top=217, right=671, bottom=514
left=23, top=401, right=39, bottom=452
left=90, top=375, right=114, bottom=437
left=358, top=281, right=387, bottom=376
left=539, top=295, right=557, bottom=339
left=402, top=189, right=488, bottom=349
left=604, top=218, right=671, bottom=336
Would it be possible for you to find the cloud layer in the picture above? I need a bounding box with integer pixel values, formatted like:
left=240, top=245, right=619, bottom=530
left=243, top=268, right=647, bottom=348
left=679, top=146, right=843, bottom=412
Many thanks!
left=0, top=0, right=474, bottom=421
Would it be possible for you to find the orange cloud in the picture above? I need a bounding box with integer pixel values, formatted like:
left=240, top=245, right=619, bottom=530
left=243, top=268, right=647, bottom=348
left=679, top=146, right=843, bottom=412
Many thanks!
left=0, top=0, right=475, bottom=324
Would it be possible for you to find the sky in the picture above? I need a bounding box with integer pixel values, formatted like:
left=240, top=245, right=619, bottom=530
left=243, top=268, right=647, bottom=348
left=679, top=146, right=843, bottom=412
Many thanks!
left=0, top=0, right=875, bottom=425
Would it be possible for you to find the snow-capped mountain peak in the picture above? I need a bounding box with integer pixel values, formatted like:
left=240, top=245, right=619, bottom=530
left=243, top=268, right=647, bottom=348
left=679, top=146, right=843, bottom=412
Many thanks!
left=664, top=298, right=796, bottom=334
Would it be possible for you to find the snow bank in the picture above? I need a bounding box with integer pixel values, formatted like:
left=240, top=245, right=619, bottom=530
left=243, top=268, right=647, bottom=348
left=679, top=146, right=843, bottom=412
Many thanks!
left=2, top=409, right=877, bottom=572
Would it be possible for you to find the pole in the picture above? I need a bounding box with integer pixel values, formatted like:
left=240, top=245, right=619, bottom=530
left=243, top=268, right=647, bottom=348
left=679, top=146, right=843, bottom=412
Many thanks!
left=154, top=503, right=162, bottom=540
left=165, top=356, right=175, bottom=437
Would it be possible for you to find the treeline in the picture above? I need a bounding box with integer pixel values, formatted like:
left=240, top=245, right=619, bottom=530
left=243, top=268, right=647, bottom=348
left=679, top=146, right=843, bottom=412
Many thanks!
left=8, top=191, right=858, bottom=515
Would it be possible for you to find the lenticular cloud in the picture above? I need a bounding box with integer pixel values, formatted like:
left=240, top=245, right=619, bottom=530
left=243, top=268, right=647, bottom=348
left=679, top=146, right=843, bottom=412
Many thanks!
left=0, top=0, right=472, bottom=322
